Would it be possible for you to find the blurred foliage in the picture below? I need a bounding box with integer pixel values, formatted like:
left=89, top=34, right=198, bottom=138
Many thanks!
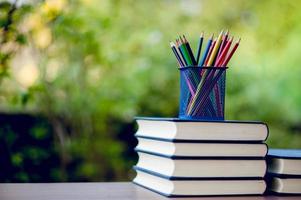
left=0, top=1, right=30, bottom=79
left=0, top=0, right=301, bottom=182
left=0, top=114, right=61, bottom=182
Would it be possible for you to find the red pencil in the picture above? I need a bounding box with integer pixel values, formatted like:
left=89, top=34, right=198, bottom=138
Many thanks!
left=216, top=30, right=229, bottom=59
left=215, top=36, right=233, bottom=67
left=221, top=38, right=240, bottom=67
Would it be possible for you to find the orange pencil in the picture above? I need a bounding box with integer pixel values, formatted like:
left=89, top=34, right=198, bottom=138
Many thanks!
left=204, top=39, right=216, bottom=66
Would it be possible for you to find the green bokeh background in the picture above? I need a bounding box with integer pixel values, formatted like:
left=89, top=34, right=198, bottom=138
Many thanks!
left=0, top=0, right=300, bottom=182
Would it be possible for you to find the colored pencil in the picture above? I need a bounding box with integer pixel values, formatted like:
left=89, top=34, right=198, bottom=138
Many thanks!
left=179, top=36, right=193, bottom=66
left=171, top=42, right=196, bottom=96
left=217, top=30, right=228, bottom=59
left=207, top=30, right=224, bottom=66
left=170, top=42, right=184, bottom=67
left=176, top=39, right=187, bottom=66
left=183, top=35, right=197, bottom=65
left=221, top=38, right=240, bottom=67
left=195, top=32, right=204, bottom=65
left=215, top=36, right=233, bottom=67
left=222, top=30, right=229, bottom=49
left=199, top=34, right=213, bottom=67
left=175, top=39, right=186, bottom=66
left=204, top=39, right=216, bottom=66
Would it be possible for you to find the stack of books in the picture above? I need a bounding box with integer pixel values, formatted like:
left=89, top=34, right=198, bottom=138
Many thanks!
left=133, top=117, right=269, bottom=197
left=266, top=149, right=301, bottom=195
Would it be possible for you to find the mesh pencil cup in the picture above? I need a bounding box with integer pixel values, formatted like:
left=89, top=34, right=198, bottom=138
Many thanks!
left=178, top=66, right=227, bottom=120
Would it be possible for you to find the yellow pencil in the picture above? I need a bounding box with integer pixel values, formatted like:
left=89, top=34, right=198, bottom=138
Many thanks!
left=206, top=30, right=224, bottom=66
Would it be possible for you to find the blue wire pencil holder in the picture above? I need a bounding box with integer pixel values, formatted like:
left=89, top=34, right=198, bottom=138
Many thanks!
left=178, top=66, right=227, bottom=120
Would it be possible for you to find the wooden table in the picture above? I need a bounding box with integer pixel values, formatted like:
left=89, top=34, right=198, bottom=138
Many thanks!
left=0, top=182, right=299, bottom=200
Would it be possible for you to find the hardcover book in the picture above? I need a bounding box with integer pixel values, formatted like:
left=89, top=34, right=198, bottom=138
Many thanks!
left=135, top=117, right=269, bottom=142
left=136, top=137, right=268, bottom=158
left=135, top=151, right=267, bottom=178
left=133, top=169, right=266, bottom=197
left=266, top=149, right=301, bottom=194
left=267, top=149, right=301, bottom=175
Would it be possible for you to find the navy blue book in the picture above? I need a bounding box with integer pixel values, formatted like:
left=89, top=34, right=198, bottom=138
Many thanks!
left=266, top=175, right=301, bottom=195
left=135, top=151, right=267, bottom=178
left=135, top=117, right=268, bottom=142
left=266, top=149, right=301, bottom=194
left=267, top=149, right=301, bottom=176
left=133, top=168, right=266, bottom=197
left=136, top=137, right=268, bottom=158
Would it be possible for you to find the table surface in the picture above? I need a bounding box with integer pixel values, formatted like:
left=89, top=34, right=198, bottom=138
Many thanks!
left=0, top=182, right=300, bottom=200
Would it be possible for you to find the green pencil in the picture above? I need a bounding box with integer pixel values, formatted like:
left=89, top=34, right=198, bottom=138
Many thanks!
left=179, top=36, right=193, bottom=66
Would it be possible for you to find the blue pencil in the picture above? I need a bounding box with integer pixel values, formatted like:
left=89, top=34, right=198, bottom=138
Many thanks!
left=199, top=34, right=213, bottom=67
left=196, top=32, right=204, bottom=65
